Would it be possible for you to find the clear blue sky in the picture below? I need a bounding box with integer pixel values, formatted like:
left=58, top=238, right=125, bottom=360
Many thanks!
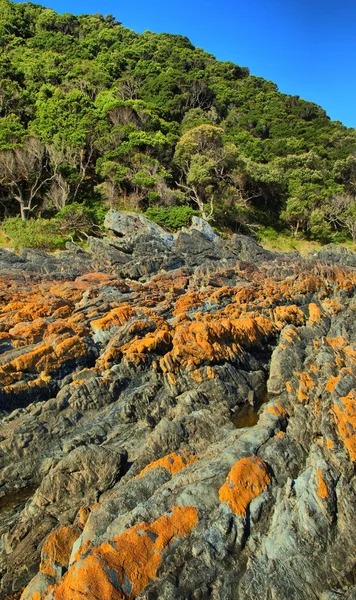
left=17, top=0, right=356, bottom=128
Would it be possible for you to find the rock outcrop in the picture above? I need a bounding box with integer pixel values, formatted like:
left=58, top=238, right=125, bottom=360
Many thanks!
left=0, top=212, right=356, bottom=600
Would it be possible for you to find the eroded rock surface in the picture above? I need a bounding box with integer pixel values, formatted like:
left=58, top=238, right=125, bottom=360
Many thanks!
left=0, top=212, right=355, bottom=599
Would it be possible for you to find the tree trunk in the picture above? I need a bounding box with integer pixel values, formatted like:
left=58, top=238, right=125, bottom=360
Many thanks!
left=20, top=202, right=26, bottom=221
left=15, top=189, right=27, bottom=221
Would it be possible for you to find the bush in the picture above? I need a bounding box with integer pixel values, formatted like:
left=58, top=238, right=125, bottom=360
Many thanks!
left=256, top=226, right=280, bottom=242
left=2, top=217, right=68, bottom=251
left=144, top=205, right=198, bottom=230
left=55, top=202, right=97, bottom=239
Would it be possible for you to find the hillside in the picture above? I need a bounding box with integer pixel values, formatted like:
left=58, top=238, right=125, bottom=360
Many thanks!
left=0, top=0, right=355, bottom=247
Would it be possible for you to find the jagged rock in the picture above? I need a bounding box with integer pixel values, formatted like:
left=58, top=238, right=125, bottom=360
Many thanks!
left=88, top=237, right=131, bottom=270
left=311, top=243, right=356, bottom=267
left=0, top=218, right=356, bottom=599
left=223, top=233, right=277, bottom=262
left=174, top=229, right=221, bottom=266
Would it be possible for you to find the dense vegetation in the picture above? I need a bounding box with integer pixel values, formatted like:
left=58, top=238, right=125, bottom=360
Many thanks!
left=0, top=0, right=355, bottom=248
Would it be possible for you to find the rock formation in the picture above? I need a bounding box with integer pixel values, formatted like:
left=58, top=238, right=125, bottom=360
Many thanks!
left=0, top=213, right=355, bottom=599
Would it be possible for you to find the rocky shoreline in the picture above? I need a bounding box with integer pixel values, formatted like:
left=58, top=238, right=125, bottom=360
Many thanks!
left=0, top=213, right=355, bottom=599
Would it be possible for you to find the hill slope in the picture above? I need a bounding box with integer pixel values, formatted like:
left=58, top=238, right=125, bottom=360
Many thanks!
left=0, top=0, right=355, bottom=243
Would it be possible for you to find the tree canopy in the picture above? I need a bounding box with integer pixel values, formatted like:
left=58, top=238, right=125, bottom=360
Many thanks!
left=0, top=0, right=355, bottom=243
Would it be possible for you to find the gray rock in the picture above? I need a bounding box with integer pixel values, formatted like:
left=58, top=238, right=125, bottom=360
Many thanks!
left=189, top=216, right=219, bottom=241
left=104, top=209, right=175, bottom=247
left=310, top=243, right=356, bottom=267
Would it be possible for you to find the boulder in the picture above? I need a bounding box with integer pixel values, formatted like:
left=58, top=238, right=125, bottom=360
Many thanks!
left=104, top=209, right=175, bottom=247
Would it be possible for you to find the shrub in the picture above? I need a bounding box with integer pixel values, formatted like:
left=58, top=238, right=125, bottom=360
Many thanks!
left=144, top=205, right=198, bottom=230
left=256, top=226, right=280, bottom=242
left=55, top=203, right=96, bottom=239
left=2, top=217, right=67, bottom=251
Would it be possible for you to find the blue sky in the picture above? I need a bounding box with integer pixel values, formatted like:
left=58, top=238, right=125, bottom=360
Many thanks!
left=16, top=0, right=356, bottom=128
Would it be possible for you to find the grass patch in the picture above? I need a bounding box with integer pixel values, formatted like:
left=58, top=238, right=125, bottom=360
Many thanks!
left=257, top=226, right=355, bottom=256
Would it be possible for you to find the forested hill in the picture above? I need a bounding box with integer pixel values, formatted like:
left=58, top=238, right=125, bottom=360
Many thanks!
left=0, top=0, right=355, bottom=247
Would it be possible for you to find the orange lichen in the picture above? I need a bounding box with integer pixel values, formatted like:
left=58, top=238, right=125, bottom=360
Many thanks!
left=208, top=286, right=236, bottom=304
left=326, top=439, right=334, bottom=449
left=160, top=315, right=276, bottom=373
left=51, top=506, right=198, bottom=600
left=285, top=381, right=293, bottom=393
left=326, top=375, right=340, bottom=393
left=9, top=319, right=47, bottom=345
left=333, top=391, right=356, bottom=461
left=54, top=335, right=87, bottom=359
left=234, top=287, right=257, bottom=305
left=6, top=342, right=53, bottom=373
left=275, top=431, right=285, bottom=438
left=0, top=330, right=91, bottom=387
left=173, top=292, right=203, bottom=316
left=40, top=525, right=83, bottom=577
left=7, top=297, right=69, bottom=325
left=326, top=337, right=348, bottom=350
left=297, top=372, right=314, bottom=402
left=307, top=303, right=323, bottom=326
left=20, top=591, right=43, bottom=600
left=190, top=369, right=203, bottom=382
left=316, top=470, right=328, bottom=499
left=219, top=456, right=270, bottom=516
left=206, top=366, right=217, bottom=379
left=283, top=328, right=300, bottom=345
left=137, top=450, right=198, bottom=478
left=123, top=328, right=172, bottom=364
left=274, top=305, right=305, bottom=327
left=268, top=403, right=287, bottom=418
left=321, top=298, right=343, bottom=315
left=90, top=305, right=136, bottom=332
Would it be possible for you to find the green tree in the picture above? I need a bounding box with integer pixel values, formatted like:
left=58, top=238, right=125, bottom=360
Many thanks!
left=174, top=124, right=241, bottom=220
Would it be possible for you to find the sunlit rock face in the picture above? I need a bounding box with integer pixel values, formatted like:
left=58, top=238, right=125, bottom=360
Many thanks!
left=0, top=213, right=356, bottom=600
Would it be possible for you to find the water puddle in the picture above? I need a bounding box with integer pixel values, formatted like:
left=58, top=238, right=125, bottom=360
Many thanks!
left=231, top=390, right=269, bottom=429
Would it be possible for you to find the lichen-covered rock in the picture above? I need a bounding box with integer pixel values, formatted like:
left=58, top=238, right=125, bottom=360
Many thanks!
left=0, top=220, right=356, bottom=600
left=49, top=506, right=198, bottom=600
left=219, top=456, right=271, bottom=516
